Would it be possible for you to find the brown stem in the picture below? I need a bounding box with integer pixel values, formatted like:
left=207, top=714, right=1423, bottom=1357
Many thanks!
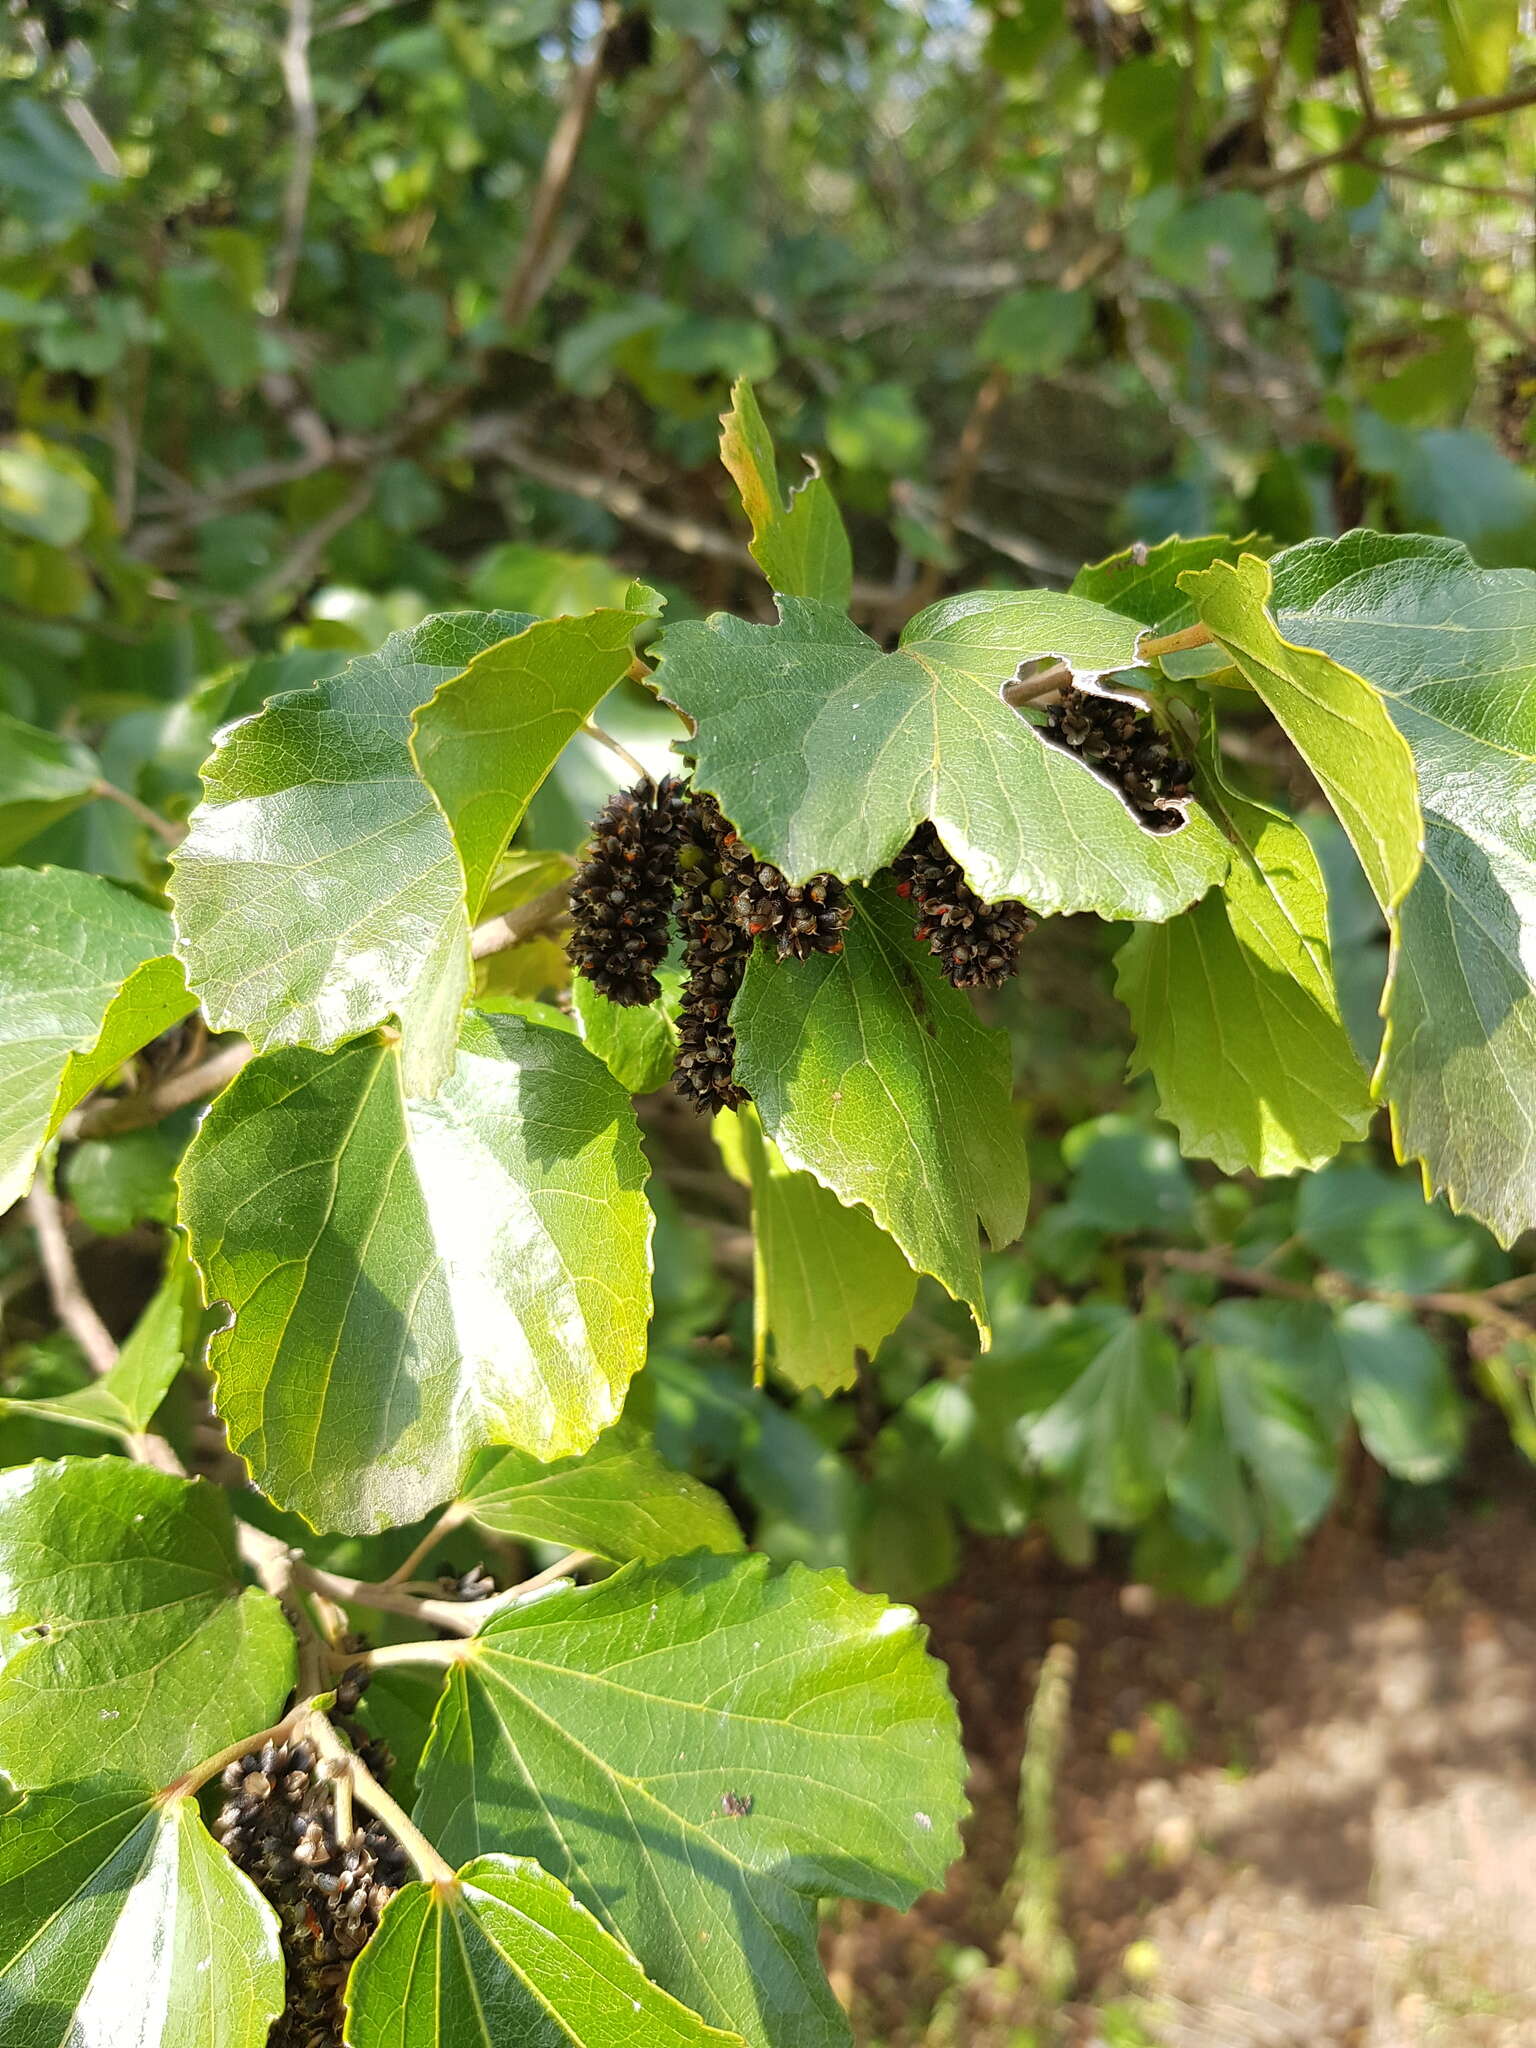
left=1143, top=1247, right=1534, bottom=1347
left=157, top=1699, right=312, bottom=1804
left=238, top=1525, right=338, bottom=1699
left=271, top=0, right=317, bottom=316
left=907, top=364, right=1013, bottom=612
left=26, top=1178, right=119, bottom=1378
left=470, top=879, right=573, bottom=962
left=288, top=1556, right=496, bottom=1637
left=1002, top=660, right=1072, bottom=708
left=93, top=780, right=182, bottom=846
left=1249, top=77, right=1536, bottom=191
left=1138, top=622, right=1216, bottom=661
left=382, top=1501, right=472, bottom=1586
left=582, top=720, right=653, bottom=786
left=499, top=2, right=620, bottom=330
left=217, top=473, right=375, bottom=629
left=309, top=1715, right=457, bottom=1883
left=63, top=1038, right=253, bottom=1141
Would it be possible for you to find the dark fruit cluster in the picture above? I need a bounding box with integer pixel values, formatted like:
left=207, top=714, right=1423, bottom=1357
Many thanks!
left=892, top=823, right=1035, bottom=989
left=567, top=777, right=850, bottom=1115
left=1044, top=684, right=1194, bottom=832
left=213, top=1704, right=406, bottom=2048
left=566, top=775, right=690, bottom=1007
left=672, top=790, right=755, bottom=1116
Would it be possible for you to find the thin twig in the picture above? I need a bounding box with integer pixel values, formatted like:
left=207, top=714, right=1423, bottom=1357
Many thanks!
left=1139, top=622, right=1216, bottom=661
left=907, top=364, right=1013, bottom=612
left=582, top=719, right=652, bottom=785
left=288, top=1556, right=499, bottom=1637
left=311, top=1717, right=458, bottom=1883
left=272, top=0, right=317, bottom=316
left=24, top=1177, right=188, bottom=1472
left=327, top=1638, right=468, bottom=1673
left=1143, top=1246, right=1534, bottom=1348
left=509, top=1548, right=596, bottom=1600
left=157, top=1700, right=312, bottom=1804
left=1360, top=154, right=1536, bottom=205
left=239, top=1525, right=334, bottom=1699
left=1249, top=77, right=1536, bottom=191
left=93, top=780, right=182, bottom=845
left=383, top=1501, right=472, bottom=1586
left=26, top=1180, right=121, bottom=1379
left=63, top=1039, right=254, bottom=1141
left=217, top=473, right=375, bottom=629
left=500, top=1, right=620, bottom=329
left=1002, top=660, right=1072, bottom=709
left=1338, top=0, right=1376, bottom=127
left=470, top=880, right=573, bottom=962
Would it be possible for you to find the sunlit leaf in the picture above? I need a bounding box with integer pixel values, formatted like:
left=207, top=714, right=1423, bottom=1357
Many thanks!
left=0, top=1459, right=294, bottom=1791
left=180, top=1011, right=653, bottom=1533
left=733, top=881, right=1029, bottom=1337
left=0, top=1783, right=283, bottom=2047
left=655, top=592, right=1228, bottom=916
left=415, top=1554, right=966, bottom=2048
left=0, top=866, right=193, bottom=1215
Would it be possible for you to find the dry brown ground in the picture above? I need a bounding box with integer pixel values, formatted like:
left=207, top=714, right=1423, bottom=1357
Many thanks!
left=828, top=1503, right=1536, bottom=2047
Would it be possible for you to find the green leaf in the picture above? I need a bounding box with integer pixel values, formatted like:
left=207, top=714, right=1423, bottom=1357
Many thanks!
left=1294, top=1159, right=1486, bottom=1293
left=6, top=1239, right=191, bottom=1440
left=0, top=439, right=94, bottom=546
left=1019, top=1314, right=1184, bottom=1525
left=1071, top=534, right=1263, bottom=636
left=0, top=1459, right=295, bottom=1791
left=825, top=381, right=928, bottom=472
left=0, top=711, right=100, bottom=857
left=414, top=1554, right=966, bottom=2048
left=732, top=881, right=1030, bottom=1337
left=1059, top=1113, right=1196, bottom=1235
left=468, top=543, right=635, bottom=619
left=172, top=609, right=643, bottom=1098
left=1116, top=715, right=1373, bottom=1175
left=179, top=1011, right=654, bottom=1534
left=572, top=974, right=678, bottom=1094
left=1266, top=531, right=1536, bottom=1242
left=1180, top=552, right=1423, bottom=918
left=1127, top=188, right=1277, bottom=300
left=1433, top=0, right=1518, bottom=94
left=461, top=1421, right=743, bottom=1563
left=1166, top=1352, right=1261, bottom=1560
left=346, top=1854, right=743, bottom=2048
left=1333, top=1300, right=1465, bottom=1483
left=1198, top=1300, right=1340, bottom=1549
left=655, top=591, right=1228, bottom=918
left=0, top=866, right=193, bottom=1215
left=64, top=1117, right=187, bottom=1235
left=410, top=606, right=651, bottom=920
left=720, top=379, right=852, bottom=611
left=0, top=1783, right=283, bottom=2047
left=977, top=287, right=1092, bottom=376
left=715, top=1105, right=917, bottom=1395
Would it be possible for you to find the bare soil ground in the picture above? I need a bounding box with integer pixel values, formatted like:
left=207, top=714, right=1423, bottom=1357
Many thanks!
left=829, top=1500, right=1536, bottom=2046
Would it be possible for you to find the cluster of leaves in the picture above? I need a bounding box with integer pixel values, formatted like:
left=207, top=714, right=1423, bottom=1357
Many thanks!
left=1, top=370, right=1534, bottom=2043
left=1, top=0, right=1534, bottom=746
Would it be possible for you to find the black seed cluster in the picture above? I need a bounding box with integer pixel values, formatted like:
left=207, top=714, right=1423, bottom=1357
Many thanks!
left=1044, top=685, right=1194, bottom=832
left=213, top=1709, right=407, bottom=2047
left=727, top=854, right=851, bottom=963
left=673, top=790, right=755, bottom=1116
left=434, top=1560, right=496, bottom=1601
left=892, top=823, right=1035, bottom=989
left=567, top=775, right=690, bottom=1006
left=567, top=777, right=850, bottom=1115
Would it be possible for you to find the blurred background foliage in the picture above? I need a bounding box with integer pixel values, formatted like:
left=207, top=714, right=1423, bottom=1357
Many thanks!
left=2, top=0, right=1535, bottom=1605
